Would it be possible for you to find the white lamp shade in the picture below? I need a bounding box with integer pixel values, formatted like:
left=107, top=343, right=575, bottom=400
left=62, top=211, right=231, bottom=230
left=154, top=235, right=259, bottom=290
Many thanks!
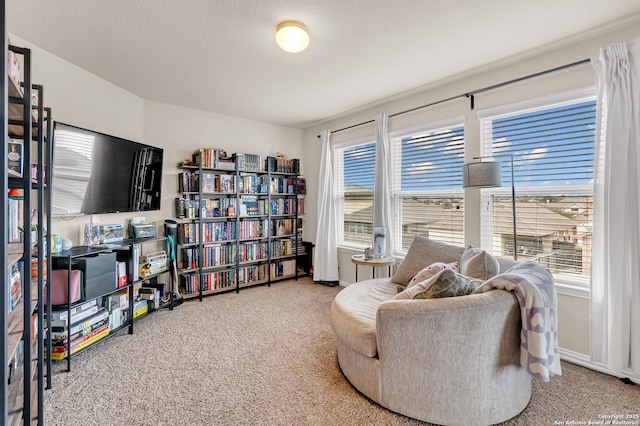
left=276, top=21, right=310, bottom=53
left=462, top=162, right=502, bottom=188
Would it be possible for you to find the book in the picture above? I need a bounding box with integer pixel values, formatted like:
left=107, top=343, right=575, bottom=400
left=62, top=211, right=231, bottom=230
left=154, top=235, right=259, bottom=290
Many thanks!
left=51, top=316, right=109, bottom=344
left=47, top=299, right=98, bottom=328
left=50, top=308, right=109, bottom=337
left=133, top=303, right=149, bottom=319
left=48, top=326, right=110, bottom=360
left=50, top=323, right=110, bottom=354
left=139, top=286, right=161, bottom=309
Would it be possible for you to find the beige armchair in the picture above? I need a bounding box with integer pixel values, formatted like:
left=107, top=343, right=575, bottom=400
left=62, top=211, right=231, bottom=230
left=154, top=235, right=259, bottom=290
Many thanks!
left=330, top=239, right=535, bottom=425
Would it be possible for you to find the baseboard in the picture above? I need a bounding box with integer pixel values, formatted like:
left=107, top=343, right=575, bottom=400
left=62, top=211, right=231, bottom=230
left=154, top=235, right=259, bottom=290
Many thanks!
left=560, top=348, right=640, bottom=384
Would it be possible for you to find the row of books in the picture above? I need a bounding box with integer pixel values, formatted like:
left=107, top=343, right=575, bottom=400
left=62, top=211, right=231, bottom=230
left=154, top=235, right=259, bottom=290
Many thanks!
left=238, top=176, right=305, bottom=195
left=175, top=196, right=303, bottom=219
left=179, top=259, right=298, bottom=293
left=175, top=197, right=237, bottom=219
left=271, top=218, right=301, bottom=237
left=201, top=172, right=235, bottom=193
left=270, top=259, right=297, bottom=278
left=269, top=198, right=304, bottom=215
left=235, top=153, right=267, bottom=172
left=181, top=239, right=306, bottom=269
left=181, top=244, right=237, bottom=270
left=48, top=299, right=109, bottom=360
left=178, top=171, right=199, bottom=193
left=237, top=174, right=269, bottom=194
left=192, top=148, right=235, bottom=170
left=270, top=177, right=299, bottom=194
left=239, top=219, right=268, bottom=239
left=238, top=264, right=268, bottom=284
left=177, top=218, right=303, bottom=244
left=179, top=173, right=305, bottom=196
left=180, top=269, right=235, bottom=295
left=240, top=196, right=264, bottom=216
left=178, top=222, right=238, bottom=244
left=239, top=197, right=304, bottom=216
left=191, top=149, right=300, bottom=175
left=272, top=157, right=298, bottom=174
left=240, top=242, right=269, bottom=262
left=46, top=287, right=164, bottom=360
left=179, top=171, right=238, bottom=194
left=270, top=239, right=300, bottom=258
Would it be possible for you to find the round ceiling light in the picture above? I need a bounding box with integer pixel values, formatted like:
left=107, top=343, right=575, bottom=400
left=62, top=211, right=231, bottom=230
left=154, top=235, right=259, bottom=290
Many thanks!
left=275, top=20, right=310, bottom=53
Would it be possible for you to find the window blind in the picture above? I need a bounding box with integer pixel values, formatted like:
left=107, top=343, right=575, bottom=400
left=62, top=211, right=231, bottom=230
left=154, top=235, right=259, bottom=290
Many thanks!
left=480, top=97, right=596, bottom=279
left=334, top=141, right=376, bottom=246
left=391, top=124, right=465, bottom=251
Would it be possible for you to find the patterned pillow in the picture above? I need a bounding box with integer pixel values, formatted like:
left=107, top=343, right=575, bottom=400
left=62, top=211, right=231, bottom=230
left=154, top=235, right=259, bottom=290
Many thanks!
left=391, top=236, right=465, bottom=285
left=393, top=269, right=482, bottom=300
left=460, top=245, right=500, bottom=280
left=407, top=261, right=460, bottom=288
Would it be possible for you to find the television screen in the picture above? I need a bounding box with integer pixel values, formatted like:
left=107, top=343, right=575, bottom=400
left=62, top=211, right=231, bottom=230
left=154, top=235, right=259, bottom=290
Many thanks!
left=51, top=122, right=164, bottom=216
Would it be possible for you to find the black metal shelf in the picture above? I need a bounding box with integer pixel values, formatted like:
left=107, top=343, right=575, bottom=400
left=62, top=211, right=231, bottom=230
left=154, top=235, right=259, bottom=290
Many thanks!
left=176, top=153, right=304, bottom=301
left=2, top=42, right=50, bottom=425
left=49, top=237, right=170, bottom=372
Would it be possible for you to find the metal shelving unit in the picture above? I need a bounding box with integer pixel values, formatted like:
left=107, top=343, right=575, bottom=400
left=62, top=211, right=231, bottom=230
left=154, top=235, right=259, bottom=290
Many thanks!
left=3, top=30, right=50, bottom=425
left=176, top=152, right=305, bottom=302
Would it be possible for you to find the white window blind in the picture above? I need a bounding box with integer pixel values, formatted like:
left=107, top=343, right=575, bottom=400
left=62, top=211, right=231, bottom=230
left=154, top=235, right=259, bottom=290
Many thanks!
left=480, top=94, right=596, bottom=280
left=391, top=122, right=465, bottom=252
left=334, top=141, right=376, bottom=246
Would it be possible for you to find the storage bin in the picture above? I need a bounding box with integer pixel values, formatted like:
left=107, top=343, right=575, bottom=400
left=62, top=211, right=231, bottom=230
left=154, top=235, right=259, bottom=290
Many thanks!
left=45, top=269, right=81, bottom=306
left=53, top=252, right=118, bottom=300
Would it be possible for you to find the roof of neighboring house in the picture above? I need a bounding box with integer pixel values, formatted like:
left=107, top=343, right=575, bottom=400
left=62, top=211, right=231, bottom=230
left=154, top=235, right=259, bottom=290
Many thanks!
left=344, top=198, right=583, bottom=237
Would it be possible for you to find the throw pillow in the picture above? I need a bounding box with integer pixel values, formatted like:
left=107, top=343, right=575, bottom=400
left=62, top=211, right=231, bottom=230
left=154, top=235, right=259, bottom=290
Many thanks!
left=391, top=236, right=465, bottom=285
left=393, top=269, right=481, bottom=300
left=407, top=261, right=460, bottom=288
left=459, top=245, right=500, bottom=280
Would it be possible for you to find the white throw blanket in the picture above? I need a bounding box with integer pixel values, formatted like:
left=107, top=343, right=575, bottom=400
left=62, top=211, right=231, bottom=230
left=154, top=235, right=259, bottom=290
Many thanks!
left=473, top=261, right=562, bottom=382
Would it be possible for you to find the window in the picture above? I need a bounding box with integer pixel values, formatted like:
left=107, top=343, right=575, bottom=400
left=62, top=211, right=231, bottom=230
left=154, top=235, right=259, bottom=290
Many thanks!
left=390, top=120, right=465, bottom=252
left=334, top=141, right=376, bottom=246
left=479, top=90, right=596, bottom=281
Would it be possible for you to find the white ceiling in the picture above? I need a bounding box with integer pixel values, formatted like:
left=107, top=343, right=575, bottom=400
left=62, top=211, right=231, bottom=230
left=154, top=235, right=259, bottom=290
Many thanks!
left=7, top=0, right=640, bottom=129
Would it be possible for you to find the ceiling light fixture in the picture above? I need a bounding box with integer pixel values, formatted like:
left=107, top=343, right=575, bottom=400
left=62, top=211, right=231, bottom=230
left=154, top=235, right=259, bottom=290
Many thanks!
left=275, top=20, right=310, bottom=53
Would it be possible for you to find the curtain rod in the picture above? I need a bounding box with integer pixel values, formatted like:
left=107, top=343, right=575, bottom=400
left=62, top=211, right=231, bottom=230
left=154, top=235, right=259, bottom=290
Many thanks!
left=319, top=57, right=591, bottom=137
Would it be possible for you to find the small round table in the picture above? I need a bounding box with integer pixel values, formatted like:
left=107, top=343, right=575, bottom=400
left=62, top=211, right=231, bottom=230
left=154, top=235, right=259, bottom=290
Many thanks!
left=351, top=255, right=395, bottom=282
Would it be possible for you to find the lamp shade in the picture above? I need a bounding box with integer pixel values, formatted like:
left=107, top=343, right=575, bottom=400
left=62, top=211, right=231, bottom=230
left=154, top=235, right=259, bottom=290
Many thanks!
left=462, top=161, right=502, bottom=188
left=275, top=20, right=310, bottom=53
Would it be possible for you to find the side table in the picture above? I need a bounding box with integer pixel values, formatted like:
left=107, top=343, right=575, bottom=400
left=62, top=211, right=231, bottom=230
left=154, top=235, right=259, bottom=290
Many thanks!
left=351, top=255, right=395, bottom=282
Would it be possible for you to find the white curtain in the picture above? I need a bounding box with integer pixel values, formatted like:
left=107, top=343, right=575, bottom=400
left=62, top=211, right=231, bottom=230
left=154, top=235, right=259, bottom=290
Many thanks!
left=373, top=113, right=394, bottom=257
left=313, top=129, right=339, bottom=282
left=591, top=37, right=640, bottom=377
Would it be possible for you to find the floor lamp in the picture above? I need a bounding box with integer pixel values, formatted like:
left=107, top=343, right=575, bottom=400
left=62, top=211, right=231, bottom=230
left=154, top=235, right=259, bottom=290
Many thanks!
left=462, top=155, right=517, bottom=260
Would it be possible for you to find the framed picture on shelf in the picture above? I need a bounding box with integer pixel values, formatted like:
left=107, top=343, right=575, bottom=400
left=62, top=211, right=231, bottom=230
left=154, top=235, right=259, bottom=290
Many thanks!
left=8, top=139, right=23, bottom=175
left=201, top=172, right=215, bottom=193
left=219, top=175, right=234, bottom=193
left=84, top=223, right=100, bottom=246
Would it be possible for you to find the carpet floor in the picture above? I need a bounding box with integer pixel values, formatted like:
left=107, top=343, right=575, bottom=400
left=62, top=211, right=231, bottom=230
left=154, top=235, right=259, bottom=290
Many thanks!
left=44, top=277, right=640, bottom=425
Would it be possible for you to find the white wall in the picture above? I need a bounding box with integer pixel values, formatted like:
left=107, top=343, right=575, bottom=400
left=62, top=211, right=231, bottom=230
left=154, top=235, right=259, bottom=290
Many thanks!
left=9, top=34, right=146, bottom=245
left=143, top=100, right=303, bottom=223
left=302, top=16, right=640, bottom=358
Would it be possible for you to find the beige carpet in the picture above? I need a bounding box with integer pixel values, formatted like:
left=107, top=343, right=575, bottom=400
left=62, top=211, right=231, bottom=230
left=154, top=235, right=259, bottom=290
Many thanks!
left=44, top=277, right=640, bottom=425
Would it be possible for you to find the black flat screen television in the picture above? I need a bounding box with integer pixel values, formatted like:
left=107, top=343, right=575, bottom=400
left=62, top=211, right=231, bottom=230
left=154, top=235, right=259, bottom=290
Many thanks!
left=51, top=122, right=164, bottom=216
